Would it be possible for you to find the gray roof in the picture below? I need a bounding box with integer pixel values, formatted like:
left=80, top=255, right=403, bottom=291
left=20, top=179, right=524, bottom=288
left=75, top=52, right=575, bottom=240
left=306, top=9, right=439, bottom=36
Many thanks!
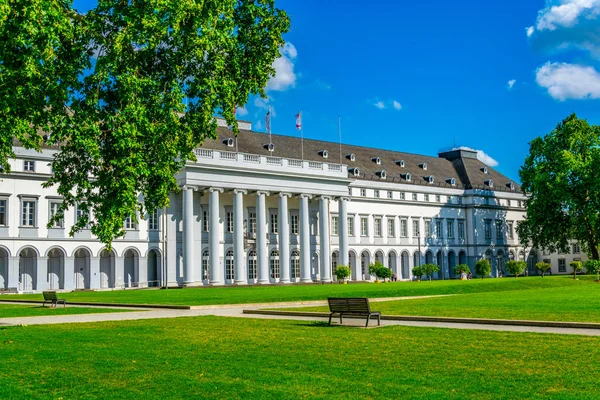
left=201, top=127, right=521, bottom=192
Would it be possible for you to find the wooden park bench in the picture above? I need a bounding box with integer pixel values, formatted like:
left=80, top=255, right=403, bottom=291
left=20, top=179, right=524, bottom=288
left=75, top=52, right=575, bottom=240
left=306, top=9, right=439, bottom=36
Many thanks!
left=327, top=297, right=381, bottom=327
left=42, top=291, right=66, bottom=308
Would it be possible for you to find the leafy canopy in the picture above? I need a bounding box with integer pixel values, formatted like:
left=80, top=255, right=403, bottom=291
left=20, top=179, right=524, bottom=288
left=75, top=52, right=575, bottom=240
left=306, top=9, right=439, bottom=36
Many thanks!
left=517, top=114, right=600, bottom=260
left=0, top=0, right=290, bottom=246
left=506, top=260, right=527, bottom=278
left=421, top=263, right=440, bottom=281
left=475, top=259, right=491, bottom=278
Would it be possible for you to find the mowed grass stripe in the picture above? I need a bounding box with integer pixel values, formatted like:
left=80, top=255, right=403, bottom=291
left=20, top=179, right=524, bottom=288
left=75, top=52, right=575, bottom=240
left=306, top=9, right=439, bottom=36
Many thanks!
left=0, top=304, right=133, bottom=319
left=1, top=316, right=599, bottom=399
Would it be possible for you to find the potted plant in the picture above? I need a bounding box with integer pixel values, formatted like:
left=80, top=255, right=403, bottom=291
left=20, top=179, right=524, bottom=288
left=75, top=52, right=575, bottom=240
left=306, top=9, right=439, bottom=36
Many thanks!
left=506, top=260, right=527, bottom=278
left=412, top=265, right=424, bottom=282
left=535, top=261, right=551, bottom=278
left=475, top=259, right=491, bottom=279
left=584, top=260, right=600, bottom=282
left=570, top=261, right=583, bottom=280
left=334, top=265, right=351, bottom=284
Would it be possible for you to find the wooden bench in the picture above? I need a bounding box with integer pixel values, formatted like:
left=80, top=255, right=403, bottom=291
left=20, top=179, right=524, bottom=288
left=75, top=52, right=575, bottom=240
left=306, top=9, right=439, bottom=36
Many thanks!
left=42, top=291, right=66, bottom=308
left=327, top=297, right=381, bottom=327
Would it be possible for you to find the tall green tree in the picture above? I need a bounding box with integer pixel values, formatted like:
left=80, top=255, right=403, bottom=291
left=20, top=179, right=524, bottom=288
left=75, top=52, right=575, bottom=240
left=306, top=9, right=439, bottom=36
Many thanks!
left=0, top=0, right=290, bottom=246
left=518, top=114, right=600, bottom=260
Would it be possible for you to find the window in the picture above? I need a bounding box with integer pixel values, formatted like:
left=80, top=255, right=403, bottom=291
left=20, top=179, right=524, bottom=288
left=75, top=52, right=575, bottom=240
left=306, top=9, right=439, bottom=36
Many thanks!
left=399, top=192, right=405, bottom=200
left=447, top=219, right=454, bottom=239
left=75, top=203, right=89, bottom=227
left=412, top=193, right=418, bottom=201
left=225, top=250, right=234, bottom=280
left=331, top=216, right=339, bottom=236
left=124, top=215, right=136, bottom=230
left=400, top=219, right=408, bottom=237
left=248, top=211, right=256, bottom=234
left=436, top=220, right=443, bottom=239
left=331, top=252, right=338, bottom=274
left=507, top=222, right=514, bottom=239
left=458, top=220, right=465, bottom=240
left=436, top=195, right=441, bottom=203
left=374, top=190, right=380, bottom=198
left=23, top=160, right=35, bottom=172
left=270, top=213, right=278, bottom=234
left=495, top=220, right=503, bottom=240
left=387, top=191, right=393, bottom=199
left=291, top=250, right=300, bottom=278
left=387, top=218, right=395, bottom=237
left=270, top=250, right=280, bottom=279
left=484, top=220, right=492, bottom=240
left=203, top=210, right=209, bottom=232
left=226, top=211, right=234, bottom=233
left=290, top=213, right=299, bottom=235
left=202, top=250, right=210, bottom=280
left=573, top=243, right=581, bottom=254
left=374, top=218, right=382, bottom=237
left=347, top=217, right=354, bottom=236
left=558, top=258, right=566, bottom=273
left=47, top=201, right=62, bottom=228
left=360, top=189, right=366, bottom=197
left=413, top=220, right=420, bottom=238
left=360, top=217, right=368, bottom=237
left=0, top=199, right=6, bottom=226
left=148, top=209, right=159, bottom=230
left=425, top=220, right=432, bottom=238
left=424, top=194, right=429, bottom=202
left=21, top=200, right=36, bottom=227
left=248, top=250, right=257, bottom=280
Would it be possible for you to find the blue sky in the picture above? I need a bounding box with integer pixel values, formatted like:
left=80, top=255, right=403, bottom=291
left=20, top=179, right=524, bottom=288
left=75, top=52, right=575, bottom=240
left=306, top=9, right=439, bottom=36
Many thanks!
left=72, top=0, right=600, bottom=181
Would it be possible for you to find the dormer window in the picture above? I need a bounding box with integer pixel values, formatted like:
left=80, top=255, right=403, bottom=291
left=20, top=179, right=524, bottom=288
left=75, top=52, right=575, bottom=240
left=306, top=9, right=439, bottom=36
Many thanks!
left=23, top=160, right=35, bottom=172
left=376, top=170, right=387, bottom=180
left=481, top=167, right=488, bottom=174
left=446, top=178, right=456, bottom=186
left=346, top=153, right=355, bottom=162
left=319, top=150, right=329, bottom=158
left=372, top=157, right=381, bottom=165
left=425, top=176, right=435, bottom=184
left=396, top=160, right=405, bottom=167
left=264, top=143, right=275, bottom=152
left=506, top=182, right=515, bottom=190
left=402, top=173, right=412, bottom=182
left=349, top=167, right=360, bottom=177
left=223, top=138, right=234, bottom=147
left=419, top=163, right=428, bottom=170
left=485, top=179, right=494, bottom=188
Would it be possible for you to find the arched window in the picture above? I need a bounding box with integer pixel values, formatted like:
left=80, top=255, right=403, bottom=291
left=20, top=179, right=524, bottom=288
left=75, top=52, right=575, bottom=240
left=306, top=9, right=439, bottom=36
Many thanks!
left=331, top=251, right=338, bottom=275
left=225, top=249, right=234, bottom=280
left=361, top=251, right=369, bottom=278
left=291, top=250, right=300, bottom=279
left=497, top=250, right=505, bottom=276
left=270, top=250, right=280, bottom=279
left=375, top=251, right=384, bottom=264
left=413, top=251, right=421, bottom=268
left=247, top=250, right=257, bottom=280
left=202, top=249, right=210, bottom=281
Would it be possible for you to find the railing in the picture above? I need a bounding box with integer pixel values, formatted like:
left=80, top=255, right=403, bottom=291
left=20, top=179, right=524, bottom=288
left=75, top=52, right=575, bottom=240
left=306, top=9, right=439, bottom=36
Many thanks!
left=195, top=149, right=214, bottom=158
left=328, top=163, right=342, bottom=172
left=266, top=156, right=283, bottom=166
left=243, top=154, right=261, bottom=163
left=288, top=159, right=303, bottom=168
left=308, top=161, right=323, bottom=170
left=220, top=151, right=236, bottom=160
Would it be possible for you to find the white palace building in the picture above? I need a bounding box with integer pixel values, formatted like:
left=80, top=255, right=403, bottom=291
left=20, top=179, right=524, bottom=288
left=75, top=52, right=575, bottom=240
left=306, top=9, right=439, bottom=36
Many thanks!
left=0, top=120, right=587, bottom=292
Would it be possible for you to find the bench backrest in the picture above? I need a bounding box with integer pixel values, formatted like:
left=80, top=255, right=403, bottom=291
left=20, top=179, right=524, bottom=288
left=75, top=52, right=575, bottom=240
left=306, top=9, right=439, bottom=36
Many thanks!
left=328, top=297, right=371, bottom=313
left=43, top=291, right=58, bottom=301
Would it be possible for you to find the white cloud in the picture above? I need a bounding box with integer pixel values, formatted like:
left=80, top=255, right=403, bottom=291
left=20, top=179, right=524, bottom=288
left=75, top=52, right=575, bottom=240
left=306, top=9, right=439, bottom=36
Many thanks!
left=536, top=61, right=600, bottom=100
left=374, top=101, right=385, bottom=109
left=456, top=146, right=499, bottom=167
left=392, top=100, right=402, bottom=110
left=236, top=107, right=248, bottom=117
left=507, top=79, right=517, bottom=89
left=535, top=0, right=600, bottom=32
left=266, top=42, right=297, bottom=91
left=526, top=26, right=535, bottom=37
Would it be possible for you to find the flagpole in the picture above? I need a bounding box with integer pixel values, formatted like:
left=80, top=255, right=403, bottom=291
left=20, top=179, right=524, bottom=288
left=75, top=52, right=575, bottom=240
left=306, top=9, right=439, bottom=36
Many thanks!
left=338, top=115, right=342, bottom=163
left=268, top=106, right=272, bottom=144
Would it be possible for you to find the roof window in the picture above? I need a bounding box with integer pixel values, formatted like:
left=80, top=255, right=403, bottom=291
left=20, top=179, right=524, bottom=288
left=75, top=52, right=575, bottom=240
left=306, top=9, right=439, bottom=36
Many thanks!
left=446, top=178, right=456, bottom=186
left=319, top=150, right=329, bottom=159
left=376, top=170, right=387, bottom=180
left=481, top=167, right=488, bottom=174
left=425, top=176, right=435, bottom=184
left=349, top=167, right=360, bottom=177
left=402, top=173, right=412, bottom=182
left=264, top=143, right=275, bottom=152
left=396, top=160, right=405, bottom=167
left=346, top=153, right=356, bottom=162
left=223, top=138, right=234, bottom=147
left=506, top=182, right=515, bottom=190
left=485, top=179, right=494, bottom=188
left=419, top=163, right=428, bottom=170
left=372, top=157, right=381, bottom=165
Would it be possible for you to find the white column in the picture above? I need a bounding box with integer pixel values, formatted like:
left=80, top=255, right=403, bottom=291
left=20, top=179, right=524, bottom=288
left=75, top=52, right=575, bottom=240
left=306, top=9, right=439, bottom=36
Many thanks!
left=209, top=188, right=223, bottom=285
left=256, top=191, right=269, bottom=283
left=339, top=197, right=349, bottom=267
left=90, top=257, right=100, bottom=289
left=138, top=257, right=148, bottom=287
left=233, top=189, right=247, bottom=284
left=319, top=196, right=332, bottom=282
left=63, top=257, right=75, bottom=290
left=278, top=193, right=291, bottom=283
left=115, top=256, right=124, bottom=288
left=7, top=256, right=19, bottom=289
left=37, top=257, right=48, bottom=291
left=182, top=185, right=196, bottom=286
left=299, top=194, right=312, bottom=282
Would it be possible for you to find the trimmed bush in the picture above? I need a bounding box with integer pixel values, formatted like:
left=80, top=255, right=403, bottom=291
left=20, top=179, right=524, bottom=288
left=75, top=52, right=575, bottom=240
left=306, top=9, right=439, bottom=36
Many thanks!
left=475, top=259, right=491, bottom=279
left=535, top=262, right=551, bottom=278
left=412, top=265, right=424, bottom=281
left=584, top=260, right=600, bottom=281
left=506, top=260, right=527, bottom=278
left=334, top=265, right=351, bottom=282
left=570, top=261, right=583, bottom=280
left=422, top=263, right=440, bottom=281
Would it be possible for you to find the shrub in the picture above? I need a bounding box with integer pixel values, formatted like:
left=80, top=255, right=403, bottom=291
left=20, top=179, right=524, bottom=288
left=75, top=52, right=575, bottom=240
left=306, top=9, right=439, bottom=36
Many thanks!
left=584, top=260, right=600, bottom=281
left=421, top=263, right=440, bottom=281
left=570, top=261, right=583, bottom=279
left=379, top=267, right=392, bottom=281
left=334, top=265, right=351, bottom=282
left=412, top=265, right=424, bottom=281
left=475, top=259, right=491, bottom=279
left=453, top=264, right=471, bottom=276
left=535, top=261, right=551, bottom=278
left=368, top=261, right=388, bottom=282
left=506, top=260, right=527, bottom=278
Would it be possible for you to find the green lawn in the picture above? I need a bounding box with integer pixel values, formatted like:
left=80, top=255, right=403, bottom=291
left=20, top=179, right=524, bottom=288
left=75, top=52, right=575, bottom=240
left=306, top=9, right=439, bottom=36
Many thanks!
left=279, top=279, right=600, bottom=323
left=1, top=316, right=599, bottom=399
left=0, top=275, right=590, bottom=306
left=0, top=304, right=132, bottom=319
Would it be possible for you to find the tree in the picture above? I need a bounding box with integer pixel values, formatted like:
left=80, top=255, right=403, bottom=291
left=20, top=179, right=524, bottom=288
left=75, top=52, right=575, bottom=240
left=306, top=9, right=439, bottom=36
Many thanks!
left=518, top=114, right=600, bottom=261
left=378, top=267, right=392, bottom=282
left=535, top=262, right=551, bottom=278
left=584, top=260, right=600, bottom=281
left=421, top=263, right=440, bottom=281
left=475, top=259, right=491, bottom=279
left=570, top=261, right=583, bottom=280
left=0, top=0, right=290, bottom=246
left=453, top=264, right=471, bottom=276
left=412, top=265, right=424, bottom=281
left=368, top=261, right=389, bottom=282
left=334, top=265, right=351, bottom=283
left=506, top=260, right=527, bottom=278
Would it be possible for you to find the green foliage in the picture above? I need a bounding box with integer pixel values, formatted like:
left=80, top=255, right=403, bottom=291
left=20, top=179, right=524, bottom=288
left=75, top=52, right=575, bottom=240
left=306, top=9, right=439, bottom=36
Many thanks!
left=333, top=265, right=351, bottom=282
left=0, top=0, right=290, bottom=246
left=379, top=267, right=393, bottom=281
left=535, top=262, right=552, bottom=278
left=518, top=114, right=600, bottom=260
left=584, top=260, right=600, bottom=280
left=506, top=260, right=527, bottom=278
left=368, top=261, right=390, bottom=281
left=421, top=263, right=440, bottom=281
left=475, top=259, right=491, bottom=279
left=453, top=264, right=471, bottom=275
left=411, top=265, right=424, bottom=281
left=570, top=261, right=584, bottom=279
